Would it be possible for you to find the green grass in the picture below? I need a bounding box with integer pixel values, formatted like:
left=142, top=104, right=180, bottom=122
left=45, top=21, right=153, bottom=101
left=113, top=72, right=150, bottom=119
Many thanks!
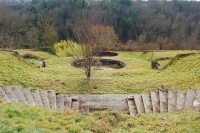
left=0, top=101, right=199, bottom=133
left=0, top=49, right=199, bottom=94
left=0, top=50, right=199, bottom=132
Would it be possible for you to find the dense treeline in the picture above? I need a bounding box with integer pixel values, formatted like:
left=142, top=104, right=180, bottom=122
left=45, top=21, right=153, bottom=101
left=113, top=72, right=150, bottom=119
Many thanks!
left=0, top=0, right=200, bottom=50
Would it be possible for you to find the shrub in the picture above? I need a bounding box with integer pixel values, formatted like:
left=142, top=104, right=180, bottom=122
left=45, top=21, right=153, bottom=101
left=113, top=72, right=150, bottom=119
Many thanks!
left=54, top=40, right=82, bottom=57
left=38, top=47, right=56, bottom=55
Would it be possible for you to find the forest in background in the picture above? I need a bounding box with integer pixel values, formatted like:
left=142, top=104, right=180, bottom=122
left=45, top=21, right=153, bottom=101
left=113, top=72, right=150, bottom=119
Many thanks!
left=0, top=0, right=200, bottom=50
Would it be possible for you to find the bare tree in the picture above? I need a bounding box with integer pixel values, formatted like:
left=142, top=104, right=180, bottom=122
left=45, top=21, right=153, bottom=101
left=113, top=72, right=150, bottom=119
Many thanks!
left=90, top=25, right=119, bottom=51
left=72, top=17, right=96, bottom=79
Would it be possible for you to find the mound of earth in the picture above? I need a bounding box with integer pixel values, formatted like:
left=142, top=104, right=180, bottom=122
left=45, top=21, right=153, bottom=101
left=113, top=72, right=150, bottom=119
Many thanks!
left=72, top=58, right=126, bottom=70
left=96, top=51, right=118, bottom=57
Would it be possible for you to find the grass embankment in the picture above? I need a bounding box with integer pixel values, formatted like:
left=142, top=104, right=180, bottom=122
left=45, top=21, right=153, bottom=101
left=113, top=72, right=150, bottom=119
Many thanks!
left=0, top=50, right=199, bottom=94
left=0, top=101, right=199, bottom=133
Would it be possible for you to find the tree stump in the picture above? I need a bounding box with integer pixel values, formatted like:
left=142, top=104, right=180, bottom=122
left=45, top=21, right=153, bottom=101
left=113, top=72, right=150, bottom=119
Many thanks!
left=151, top=60, right=159, bottom=69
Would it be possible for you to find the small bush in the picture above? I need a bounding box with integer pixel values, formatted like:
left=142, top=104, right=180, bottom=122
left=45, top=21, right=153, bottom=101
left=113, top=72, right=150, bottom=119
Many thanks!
left=23, top=53, right=35, bottom=59
left=54, top=40, right=82, bottom=57
left=22, top=53, right=43, bottom=61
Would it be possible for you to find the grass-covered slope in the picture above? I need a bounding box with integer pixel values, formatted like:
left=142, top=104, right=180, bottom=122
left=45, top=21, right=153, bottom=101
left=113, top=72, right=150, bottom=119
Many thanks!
left=0, top=100, right=199, bottom=133
left=0, top=50, right=199, bottom=94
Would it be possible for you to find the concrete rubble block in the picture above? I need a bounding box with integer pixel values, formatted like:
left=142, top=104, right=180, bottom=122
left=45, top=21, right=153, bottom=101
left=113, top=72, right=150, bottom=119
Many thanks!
left=159, top=90, right=168, bottom=113
left=32, top=90, right=43, bottom=107
left=134, top=94, right=145, bottom=114
left=12, top=86, right=26, bottom=104
left=22, top=88, right=35, bottom=106
left=142, top=93, right=153, bottom=114
left=193, top=89, right=200, bottom=111
left=176, top=90, right=186, bottom=111
left=71, top=95, right=79, bottom=112
left=79, top=94, right=128, bottom=110
left=0, top=87, right=10, bottom=102
left=103, top=94, right=129, bottom=101
left=63, top=94, right=72, bottom=109
left=168, top=89, right=177, bottom=112
left=80, top=94, right=128, bottom=101
left=78, top=95, right=90, bottom=114
left=127, top=95, right=137, bottom=116
left=184, top=89, right=196, bottom=110
left=2, top=86, right=18, bottom=102
left=150, top=90, right=160, bottom=113
left=56, top=94, right=64, bottom=111
left=80, top=100, right=127, bottom=110
left=80, top=94, right=105, bottom=101
left=48, top=90, right=57, bottom=110
left=40, top=90, right=50, bottom=108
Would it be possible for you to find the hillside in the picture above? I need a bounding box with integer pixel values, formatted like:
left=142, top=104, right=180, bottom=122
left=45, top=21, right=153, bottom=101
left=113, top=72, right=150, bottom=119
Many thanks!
left=0, top=100, right=199, bottom=133
left=0, top=50, right=199, bottom=94
left=0, top=1, right=200, bottom=50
